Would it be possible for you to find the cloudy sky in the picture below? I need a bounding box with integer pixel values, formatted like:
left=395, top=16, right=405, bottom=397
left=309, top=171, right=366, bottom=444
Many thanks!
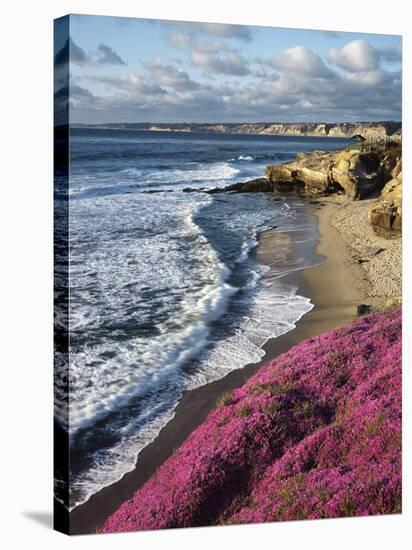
left=54, top=14, right=402, bottom=124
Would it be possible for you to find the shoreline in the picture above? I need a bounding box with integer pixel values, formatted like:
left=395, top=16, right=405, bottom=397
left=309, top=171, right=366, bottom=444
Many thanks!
left=68, top=198, right=368, bottom=535
left=83, top=127, right=348, bottom=139
left=70, top=122, right=401, bottom=143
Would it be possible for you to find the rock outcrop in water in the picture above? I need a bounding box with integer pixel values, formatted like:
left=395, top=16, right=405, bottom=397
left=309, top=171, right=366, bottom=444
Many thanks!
left=102, top=308, right=401, bottom=532
left=209, top=143, right=401, bottom=203
left=207, top=177, right=274, bottom=194
left=265, top=144, right=401, bottom=200
left=207, top=141, right=402, bottom=238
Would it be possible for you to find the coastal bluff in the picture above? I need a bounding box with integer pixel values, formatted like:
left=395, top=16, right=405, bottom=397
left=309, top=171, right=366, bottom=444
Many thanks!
left=148, top=122, right=400, bottom=140
left=265, top=144, right=401, bottom=200
left=77, top=121, right=401, bottom=140
left=210, top=141, right=402, bottom=237
left=368, top=158, right=402, bottom=236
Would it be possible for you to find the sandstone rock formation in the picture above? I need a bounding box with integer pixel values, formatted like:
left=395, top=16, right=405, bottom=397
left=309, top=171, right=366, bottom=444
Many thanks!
left=260, top=122, right=400, bottom=141
left=368, top=159, right=402, bottom=236
left=264, top=151, right=333, bottom=196
left=210, top=143, right=401, bottom=205
left=265, top=145, right=400, bottom=199
left=330, top=150, right=384, bottom=199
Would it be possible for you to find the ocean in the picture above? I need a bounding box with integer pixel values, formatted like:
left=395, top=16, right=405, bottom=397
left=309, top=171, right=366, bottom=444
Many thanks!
left=55, top=128, right=348, bottom=509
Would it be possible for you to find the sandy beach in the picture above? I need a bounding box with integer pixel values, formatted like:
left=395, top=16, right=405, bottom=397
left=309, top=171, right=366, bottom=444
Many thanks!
left=66, top=191, right=402, bottom=535
left=323, top=196, right=402, bottom=307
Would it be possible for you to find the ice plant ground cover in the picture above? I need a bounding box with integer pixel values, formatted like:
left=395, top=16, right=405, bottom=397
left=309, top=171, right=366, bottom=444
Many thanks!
left=102, top=308, right=401, bottom=532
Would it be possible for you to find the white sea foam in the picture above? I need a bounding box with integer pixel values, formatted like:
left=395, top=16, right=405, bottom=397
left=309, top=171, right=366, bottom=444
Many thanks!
left=63, top=131, right=321, bottom=510
left=229, top=155, right=254, bottom=162
left=120, top=162, right=240, bottom=189
left=188, top=279, right=313, bottom=388
left=61, top=192, right=240, bottom=436
left=236, top=233, right=259, bottom=263
left=64, top=194, right=317, bottom=510
left=65, top=266, right=313, bottom=511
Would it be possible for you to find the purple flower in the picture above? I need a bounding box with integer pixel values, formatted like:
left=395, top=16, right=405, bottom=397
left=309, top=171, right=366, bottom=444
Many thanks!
left=102, top=308, right=402, bottom=532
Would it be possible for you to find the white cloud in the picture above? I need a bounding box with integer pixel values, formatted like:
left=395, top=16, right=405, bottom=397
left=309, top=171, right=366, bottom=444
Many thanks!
left=327, top=40, right=379, bottom=72
left=97, top=43, right=126, bottom=65
left=342, top=68, right=391, bottom=87
left=325, top=39, right=401, bottom=96
left=166, top=31, right=251, bottom=76
left=377, top=40, right=402, bottom=63
left=164, top=21, right=252, bottom=42
left=195, top=22, right=252, bottom=42
left=145, top=58, right=199, bottom=90
left=271, top=46, right=335, bottom=78
left=55, top=38, right=127, bottom=68
left=191, top=50, right=249, bottom=76
left=167, top=32, right=224, bottom=54
left=127, top=73, right=166, bottom=95
left=69, top=37, right=401, bottom=123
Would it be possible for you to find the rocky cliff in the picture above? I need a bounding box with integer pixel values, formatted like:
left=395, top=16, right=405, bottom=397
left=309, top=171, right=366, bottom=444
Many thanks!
left=259, top=122, right=401, bottom=140
left=213, top=143, right=400, bottom=201
left=265, top=145, right=401, bottom=200
left=149, top=121, right=401, bottom=140
left=209, top=141, right=402, bottom=237
left=77, top=121, right=402, bottom=140
left=368, top=158, right=402, bottom=236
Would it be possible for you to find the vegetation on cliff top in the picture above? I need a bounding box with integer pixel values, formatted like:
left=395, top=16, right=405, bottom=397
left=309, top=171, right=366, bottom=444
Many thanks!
left=102, top=308, right=401, bottom=532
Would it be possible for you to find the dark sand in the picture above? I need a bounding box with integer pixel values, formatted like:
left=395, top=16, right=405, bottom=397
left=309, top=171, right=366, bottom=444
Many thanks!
left=67, top=201, right=364, bottom=535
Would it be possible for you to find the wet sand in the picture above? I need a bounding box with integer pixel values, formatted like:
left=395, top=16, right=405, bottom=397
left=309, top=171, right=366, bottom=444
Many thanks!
left=67, top=201, right=366, bottom=535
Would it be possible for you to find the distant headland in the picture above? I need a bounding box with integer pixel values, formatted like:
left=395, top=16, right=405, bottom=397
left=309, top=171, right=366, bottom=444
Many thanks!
left=72, top=121, right=401, bottom=140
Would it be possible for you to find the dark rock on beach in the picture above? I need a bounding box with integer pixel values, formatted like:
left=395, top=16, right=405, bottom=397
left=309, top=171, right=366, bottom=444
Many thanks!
left=207, top=177, right=274, bottom=194
left=182, top=187, right=207, bottom=193
left=357, top=304, right=373, bottom=316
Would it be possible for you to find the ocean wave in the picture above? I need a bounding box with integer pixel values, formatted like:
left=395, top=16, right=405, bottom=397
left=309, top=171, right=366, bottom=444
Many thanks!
left=63, top=131, right=324, bottom=512
left=65, top=281, right=313, bottom=511
left=124, top=162, right=240, bottom=186
left=64, top=198, right=318, bottom=511
left=59, top=195, right=240, bottom=438
left=186, top=278, right=313, bottom=390
left=69, top=162, right=241, bottom=198
left=236, top=233, right=259, bottom=263
left=228, top=152, right=297, bottom=162
left=229, top=155, right=255, bottom=161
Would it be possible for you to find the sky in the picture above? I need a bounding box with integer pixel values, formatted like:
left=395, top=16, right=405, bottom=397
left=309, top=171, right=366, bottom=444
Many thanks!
left=54, top=14, right=402, bottom=124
